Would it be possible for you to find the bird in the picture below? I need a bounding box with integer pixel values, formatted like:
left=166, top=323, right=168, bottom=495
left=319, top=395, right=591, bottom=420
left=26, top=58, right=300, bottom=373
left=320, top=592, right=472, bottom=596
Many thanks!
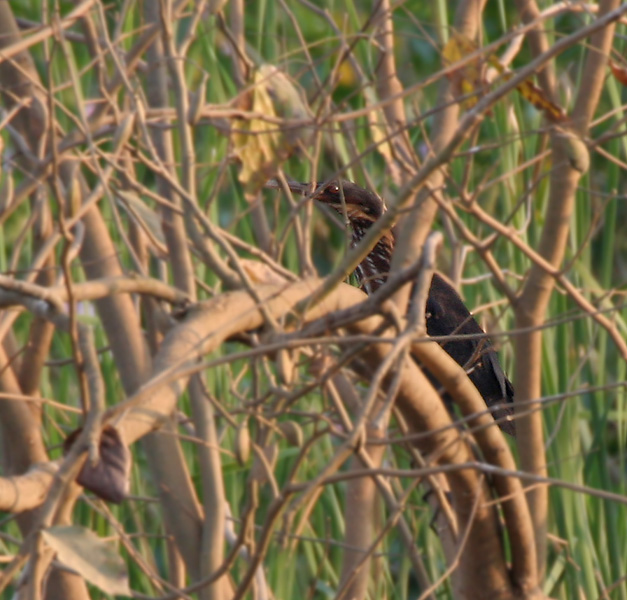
left=283, top=179, right=515, bottom=435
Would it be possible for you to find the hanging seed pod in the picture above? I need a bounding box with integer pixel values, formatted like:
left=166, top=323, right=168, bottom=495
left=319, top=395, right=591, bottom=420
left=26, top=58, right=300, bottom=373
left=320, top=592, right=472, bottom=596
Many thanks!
left=250, top=441, right=278, bottom=484
left=188, top=72, right=209, bottom=126
left=276, top=349, right=294, bottom=385
left=278, top=421, right=303, bottom=448
left=234, top=420, right=251, bottom=466
left=0, top=168, right=14, bottom=215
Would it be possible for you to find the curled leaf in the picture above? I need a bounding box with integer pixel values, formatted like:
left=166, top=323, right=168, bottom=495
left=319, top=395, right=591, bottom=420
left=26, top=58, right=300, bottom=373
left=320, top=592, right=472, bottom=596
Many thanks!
left=64, top=425, right=131, bottom=503
left=115, top=189, right=168, bottom=258
left=233, top=65, right=311, bottom=191
left=241, top=259, right=290, bottom=286
left=487, top=54, right=566, bottom=122
left=42, top=525, right=130, bottom=596
left=609, top=59, right=627, bottom=86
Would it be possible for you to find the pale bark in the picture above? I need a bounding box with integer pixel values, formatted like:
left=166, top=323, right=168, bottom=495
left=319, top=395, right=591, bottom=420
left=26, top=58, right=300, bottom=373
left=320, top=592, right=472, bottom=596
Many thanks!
left=513, top=0, right=620, bottom=576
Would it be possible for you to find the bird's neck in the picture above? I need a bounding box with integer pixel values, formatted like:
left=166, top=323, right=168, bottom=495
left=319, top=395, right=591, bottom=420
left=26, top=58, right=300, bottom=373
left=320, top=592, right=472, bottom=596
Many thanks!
left=349, top=223, right=395, bottom=294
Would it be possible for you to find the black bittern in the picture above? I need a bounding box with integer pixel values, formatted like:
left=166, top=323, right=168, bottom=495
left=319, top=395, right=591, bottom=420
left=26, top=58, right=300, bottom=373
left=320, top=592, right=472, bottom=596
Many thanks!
left=284, top=179, right=515, bottom=435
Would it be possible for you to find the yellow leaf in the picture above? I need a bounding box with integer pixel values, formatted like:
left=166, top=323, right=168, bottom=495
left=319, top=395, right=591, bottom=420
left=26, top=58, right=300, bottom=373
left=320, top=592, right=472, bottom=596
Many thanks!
left=488, top=55, right=566, bottom=122
left=442, top=32, right=484, bottom=109
left=233, top=65, right=311, bottom=192
left=443, top=34, right=567, bottom=121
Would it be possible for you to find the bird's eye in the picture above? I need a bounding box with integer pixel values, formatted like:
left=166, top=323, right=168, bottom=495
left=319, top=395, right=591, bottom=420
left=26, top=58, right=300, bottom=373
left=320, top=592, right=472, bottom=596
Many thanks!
left=326, top=183, right=340, bottom=195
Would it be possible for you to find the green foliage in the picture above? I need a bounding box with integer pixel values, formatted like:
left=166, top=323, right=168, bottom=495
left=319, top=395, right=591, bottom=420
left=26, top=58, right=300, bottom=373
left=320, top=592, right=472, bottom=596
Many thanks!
left=2, top=1, right=627, bottom=599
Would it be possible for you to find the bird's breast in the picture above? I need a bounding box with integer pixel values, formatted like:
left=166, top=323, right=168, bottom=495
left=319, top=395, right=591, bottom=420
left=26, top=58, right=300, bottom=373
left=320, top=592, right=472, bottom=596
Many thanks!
left=350, top=228, right=394, bottom=294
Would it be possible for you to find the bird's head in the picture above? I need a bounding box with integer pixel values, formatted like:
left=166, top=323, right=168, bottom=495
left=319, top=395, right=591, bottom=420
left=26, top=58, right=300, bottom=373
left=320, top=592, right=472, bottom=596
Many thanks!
left=310, top=180, right=384, bottom=221
left=275, top=179, right=385, bottom=223
left=266, top=177, right=394, bottom=292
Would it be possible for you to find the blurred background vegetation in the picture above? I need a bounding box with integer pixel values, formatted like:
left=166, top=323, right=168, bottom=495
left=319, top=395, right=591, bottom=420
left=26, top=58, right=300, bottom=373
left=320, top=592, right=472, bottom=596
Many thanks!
left=1, top=1, right=627, bottom=599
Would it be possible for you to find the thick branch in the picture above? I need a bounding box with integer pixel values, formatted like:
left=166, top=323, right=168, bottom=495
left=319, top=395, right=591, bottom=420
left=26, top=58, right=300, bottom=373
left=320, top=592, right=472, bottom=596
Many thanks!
left=514, top=0, right=621, bottom=577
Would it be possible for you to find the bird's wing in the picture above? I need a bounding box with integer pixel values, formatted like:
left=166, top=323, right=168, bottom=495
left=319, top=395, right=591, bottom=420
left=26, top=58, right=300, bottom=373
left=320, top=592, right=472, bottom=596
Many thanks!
left=426, top=273, right=514, bottom=402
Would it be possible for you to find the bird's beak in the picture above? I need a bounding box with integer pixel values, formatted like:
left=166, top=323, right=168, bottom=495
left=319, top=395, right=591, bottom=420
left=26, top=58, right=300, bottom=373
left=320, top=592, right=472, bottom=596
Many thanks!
left=265, top=179, right=321, bottom=196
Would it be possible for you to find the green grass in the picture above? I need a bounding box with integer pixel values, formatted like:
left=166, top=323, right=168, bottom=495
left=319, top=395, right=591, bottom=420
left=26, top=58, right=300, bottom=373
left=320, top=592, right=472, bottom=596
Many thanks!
left=1, top=1, right=627, bottom=598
